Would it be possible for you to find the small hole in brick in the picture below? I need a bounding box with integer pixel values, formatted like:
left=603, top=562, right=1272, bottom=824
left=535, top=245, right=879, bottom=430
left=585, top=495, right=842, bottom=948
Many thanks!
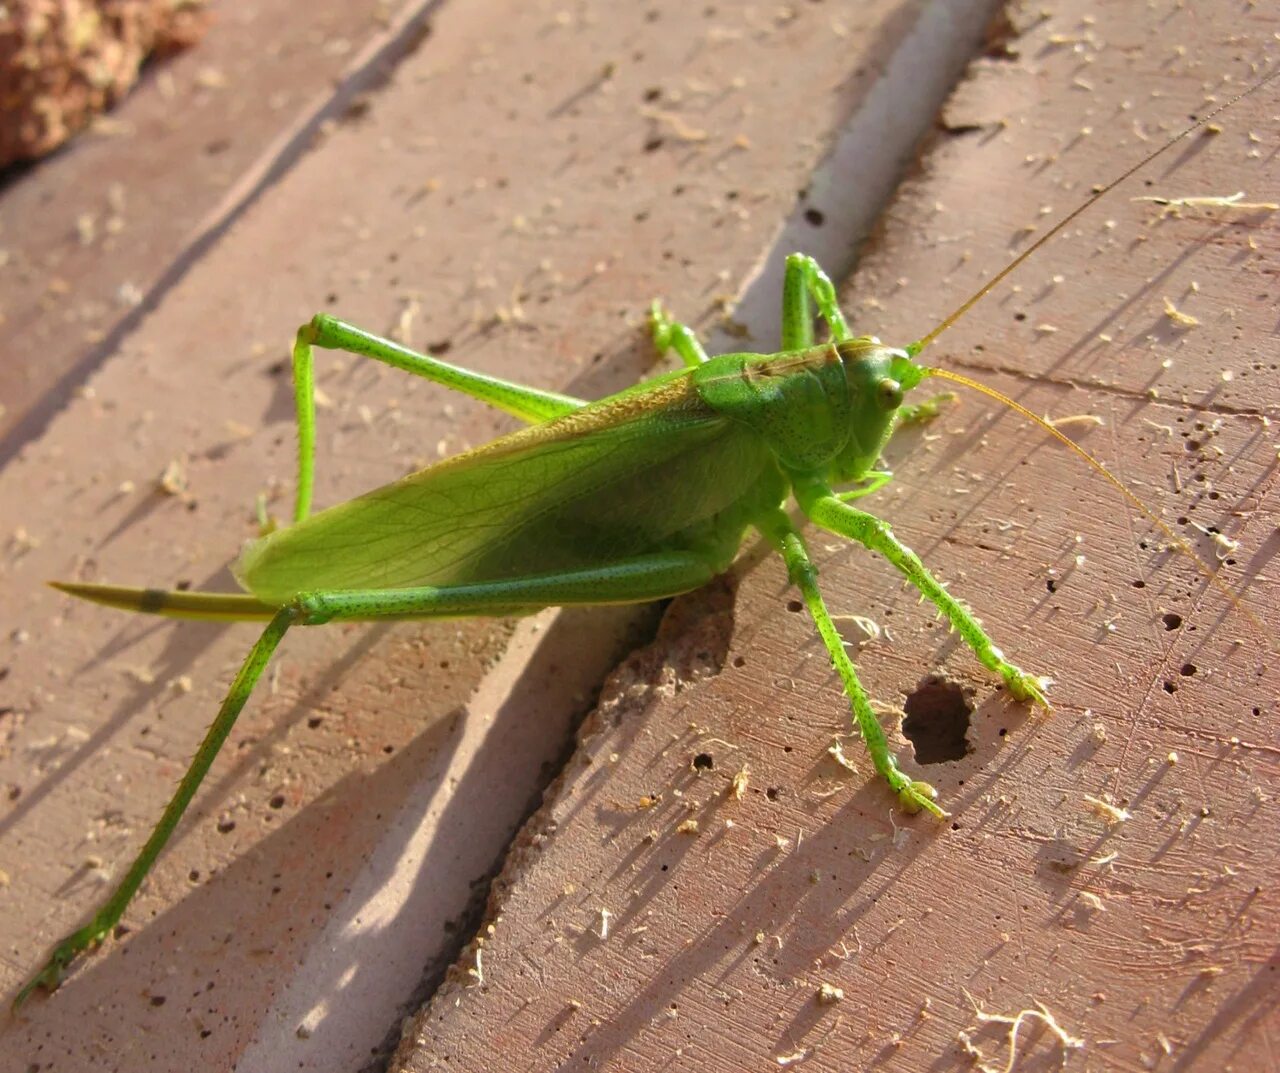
left=901, top=677, right=972, bottom=764
left=692, top=752, right=714, bottom=772
left=1162, top=612, right=1182, bottom=631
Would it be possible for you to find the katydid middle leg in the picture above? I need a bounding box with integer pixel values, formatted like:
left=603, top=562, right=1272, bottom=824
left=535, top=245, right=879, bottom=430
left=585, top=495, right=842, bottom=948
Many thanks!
left=753, top=507, right=943, bottom=817
left=289, top=315, right=586, bottom=521
left=793, top=475, right=1050, bottom=706
left=653, top=256, right=853, bottom=362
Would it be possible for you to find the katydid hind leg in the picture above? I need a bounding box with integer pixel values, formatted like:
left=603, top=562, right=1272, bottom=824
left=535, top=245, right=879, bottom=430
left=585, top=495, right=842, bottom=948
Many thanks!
left=794, top=477, right=1050, bottom=707
left=649, top=301, right=710, bottom=367
left=20, top=552, right=723, bottom=1003
left=300, top=315, right=585, bottom=421
left=16, top=609, right=297, bottom=1007
left=297, top=551, right=723, bottom=624
left=289, top=315, right=586, bottom=521
left=754, top=509, right=944, bottom=817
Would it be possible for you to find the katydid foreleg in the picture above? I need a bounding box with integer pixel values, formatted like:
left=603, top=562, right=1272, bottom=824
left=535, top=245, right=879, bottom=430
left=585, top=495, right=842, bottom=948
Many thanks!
left=754, top=507, right=943, bottom=817
left=793, top=475, right=1050, bottom=707
left=290, top=314, right=586, bottom=520
left=653, top=253, right=852, bottom=365
left=781, top=253, right=852, bottom=347
left=833, top=470, right=894, bottom=503
left=649, top=302, right=710, bottom=368
left=780, top=254, right=951, bottom=427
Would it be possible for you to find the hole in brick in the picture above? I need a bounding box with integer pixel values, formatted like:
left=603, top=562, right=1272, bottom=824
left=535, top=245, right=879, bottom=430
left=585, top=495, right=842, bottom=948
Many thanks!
left=901, top=677, right=972, bottom=764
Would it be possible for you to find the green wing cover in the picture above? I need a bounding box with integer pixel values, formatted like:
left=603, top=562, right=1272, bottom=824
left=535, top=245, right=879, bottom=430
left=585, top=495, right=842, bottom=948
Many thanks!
left=235, top=377, right=774, bottom=603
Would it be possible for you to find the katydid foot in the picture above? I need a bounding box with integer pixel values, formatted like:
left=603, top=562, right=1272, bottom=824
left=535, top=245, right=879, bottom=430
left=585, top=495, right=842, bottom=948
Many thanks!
left=996, top=657, right=1052, bottom=710
left=14, top=919, right=109, bottom=1008
left=887, top=769, right=947, bottom=818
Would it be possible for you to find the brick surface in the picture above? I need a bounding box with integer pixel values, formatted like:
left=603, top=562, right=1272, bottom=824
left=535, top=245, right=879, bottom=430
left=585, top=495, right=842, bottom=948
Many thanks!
left=1, top=0, right=1275, bottom=1071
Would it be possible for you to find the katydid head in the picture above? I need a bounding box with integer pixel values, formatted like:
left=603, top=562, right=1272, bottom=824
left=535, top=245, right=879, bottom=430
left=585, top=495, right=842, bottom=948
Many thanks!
left=825, top=338, right=927, bottom=485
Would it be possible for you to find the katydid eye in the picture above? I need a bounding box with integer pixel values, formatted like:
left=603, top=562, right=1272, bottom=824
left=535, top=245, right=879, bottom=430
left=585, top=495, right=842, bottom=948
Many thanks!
left=877, top=378, right=903, bottom=409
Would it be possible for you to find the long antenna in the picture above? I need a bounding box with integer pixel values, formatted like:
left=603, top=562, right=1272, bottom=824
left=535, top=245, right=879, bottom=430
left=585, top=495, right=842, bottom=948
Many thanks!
left=907, top=65, right=1280, bottom=357
left=922, top=366, right=1269, bottom=642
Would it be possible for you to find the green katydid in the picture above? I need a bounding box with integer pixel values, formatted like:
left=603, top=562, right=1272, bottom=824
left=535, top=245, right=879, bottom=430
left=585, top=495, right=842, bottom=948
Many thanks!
left=15, top=70, right=1273, bottom=1008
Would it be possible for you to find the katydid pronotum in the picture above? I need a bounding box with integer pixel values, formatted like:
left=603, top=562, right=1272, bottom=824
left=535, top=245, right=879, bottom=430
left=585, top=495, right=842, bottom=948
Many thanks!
left=15, top=69, right=1274, bottom=1007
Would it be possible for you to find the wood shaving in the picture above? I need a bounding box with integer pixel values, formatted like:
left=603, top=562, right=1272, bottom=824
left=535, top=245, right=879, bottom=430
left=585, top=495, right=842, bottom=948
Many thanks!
left=1133, top=191, right=1278, bottom=211
left=959, top=989, right=1085, bottom=1073
left=1083, top=793, right=1132, bottom=825
left=1162, top=297, right=1199, bottom=328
